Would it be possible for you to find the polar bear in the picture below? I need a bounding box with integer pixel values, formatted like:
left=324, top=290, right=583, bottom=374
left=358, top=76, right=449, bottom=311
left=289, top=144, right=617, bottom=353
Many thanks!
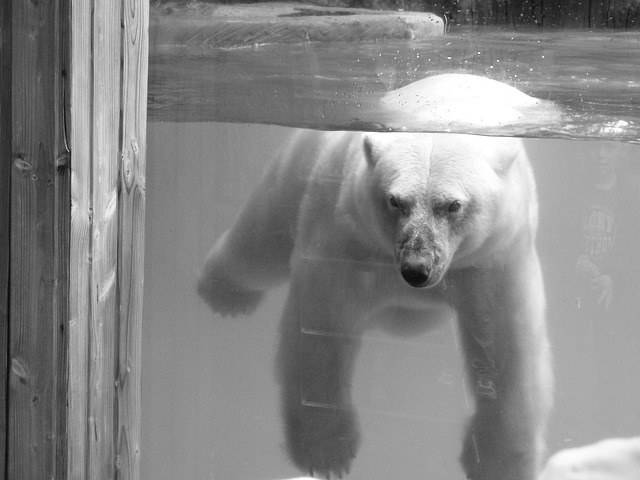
left=198, top=129, right=552, bottom=480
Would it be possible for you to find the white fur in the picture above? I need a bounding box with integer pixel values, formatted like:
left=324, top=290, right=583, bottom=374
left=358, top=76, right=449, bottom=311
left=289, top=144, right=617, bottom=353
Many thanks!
left=539, top=437, right=640, bottom=480
left=379, top=73, right=562, bottom=129
left=198, top=129, right=552, bottom=480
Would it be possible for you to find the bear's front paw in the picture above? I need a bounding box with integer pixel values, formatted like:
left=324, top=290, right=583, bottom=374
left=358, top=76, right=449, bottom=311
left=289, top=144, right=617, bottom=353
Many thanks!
left=197, top=270, right=264, bottom=317
left=286, top=406, right=360, bottom=479
left=461, top=426, right=541, bottom=480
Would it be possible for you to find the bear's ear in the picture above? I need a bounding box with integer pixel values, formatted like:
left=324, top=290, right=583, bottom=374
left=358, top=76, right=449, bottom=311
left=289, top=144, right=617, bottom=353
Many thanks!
left=363, top=135, right=378, bottom=167
left=485, top=140, right=522, bottom=176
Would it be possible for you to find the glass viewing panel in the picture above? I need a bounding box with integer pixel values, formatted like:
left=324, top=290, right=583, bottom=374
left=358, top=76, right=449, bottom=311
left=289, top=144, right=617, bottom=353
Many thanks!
left=143, top=2, right=640, bottom=480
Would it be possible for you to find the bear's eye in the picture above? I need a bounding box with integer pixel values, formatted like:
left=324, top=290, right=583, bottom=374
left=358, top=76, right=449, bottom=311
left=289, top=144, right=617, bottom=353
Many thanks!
left=388, top=195, right=401, bottom=210
left=448, top=200, right=462, bottom=213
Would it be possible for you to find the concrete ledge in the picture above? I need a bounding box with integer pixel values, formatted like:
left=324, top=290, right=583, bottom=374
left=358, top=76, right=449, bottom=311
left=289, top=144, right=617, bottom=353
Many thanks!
left=150, top=2, right=444, bottom=50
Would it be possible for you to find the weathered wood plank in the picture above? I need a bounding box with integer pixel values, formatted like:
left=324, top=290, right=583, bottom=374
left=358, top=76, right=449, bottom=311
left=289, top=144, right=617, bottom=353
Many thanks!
left=116, top=0, right=148, bottom=478
left=8, top=0, right=69, bottom=478
left=0, top=0, right=12, bottom=477
left=54, top=1, right=72, bottom=475
left=6, top=1, right=148, bottom=478
left=68, top=0, right=92, bottom=477
left=88, top=0, right=122, bottom=478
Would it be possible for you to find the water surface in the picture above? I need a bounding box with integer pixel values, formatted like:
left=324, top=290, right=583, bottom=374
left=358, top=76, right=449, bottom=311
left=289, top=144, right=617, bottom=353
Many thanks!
left=149, top=30, right=640, bottom=141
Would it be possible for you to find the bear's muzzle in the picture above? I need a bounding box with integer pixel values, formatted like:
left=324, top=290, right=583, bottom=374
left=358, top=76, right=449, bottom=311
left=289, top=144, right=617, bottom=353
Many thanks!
left=400, top=261, right=431, bottom=288
left=397, top=215, right=449, bottom=288
left=398, top=245, right=444, bottom=288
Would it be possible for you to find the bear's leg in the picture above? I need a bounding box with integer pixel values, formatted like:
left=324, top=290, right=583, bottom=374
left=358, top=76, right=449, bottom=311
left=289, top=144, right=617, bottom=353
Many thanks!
left=277, top=258, right=364, bottom=479
left=197, top=231, right=268, bottom=316
left=453, top=258, right=552, bottom=480
left=197, top=165, right=302, bottom=316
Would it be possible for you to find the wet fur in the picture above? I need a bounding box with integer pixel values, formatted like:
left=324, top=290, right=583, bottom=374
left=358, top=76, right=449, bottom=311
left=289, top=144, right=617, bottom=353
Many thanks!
left=198, top=129, right=552, bottom=480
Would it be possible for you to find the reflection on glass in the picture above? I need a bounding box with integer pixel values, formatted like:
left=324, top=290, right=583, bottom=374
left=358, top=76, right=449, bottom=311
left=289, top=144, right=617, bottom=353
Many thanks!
left=143, top=2, right=640, bottom=480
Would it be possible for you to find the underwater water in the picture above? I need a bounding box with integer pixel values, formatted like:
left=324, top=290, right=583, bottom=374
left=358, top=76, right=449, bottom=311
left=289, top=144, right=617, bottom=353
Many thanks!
left=143, top=10, right=640, bottom=480
left=142, top=122, right=640, bottom=480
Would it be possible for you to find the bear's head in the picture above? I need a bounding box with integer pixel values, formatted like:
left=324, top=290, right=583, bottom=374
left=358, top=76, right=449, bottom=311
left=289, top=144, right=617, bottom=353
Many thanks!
left=357, top=132, right=527, bottom=289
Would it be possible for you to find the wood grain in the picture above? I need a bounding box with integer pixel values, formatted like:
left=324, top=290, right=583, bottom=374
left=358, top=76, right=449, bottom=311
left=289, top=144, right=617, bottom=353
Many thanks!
left=68, top=0, right=92, bottom=477
left=69, top=1, right=148, bottom=479
left=0, top=0, right=11, bottom=477
left=116, top=0, right=148, bottom=478
left=88, top=0, right=121, bottom=477
left=8, top=0, right=69, bottom=478
left=5, top=1, right=149, bottom=478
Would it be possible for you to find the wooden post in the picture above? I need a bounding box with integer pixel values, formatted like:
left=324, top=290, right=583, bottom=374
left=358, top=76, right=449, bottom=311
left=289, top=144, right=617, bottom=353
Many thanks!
left=0, top=0, right=12, bottom=476
left=8, top=1, right=70, bottom=478
left=2, top=1, right=148, bottom=479
left=116, top=0, right=148, bottom=476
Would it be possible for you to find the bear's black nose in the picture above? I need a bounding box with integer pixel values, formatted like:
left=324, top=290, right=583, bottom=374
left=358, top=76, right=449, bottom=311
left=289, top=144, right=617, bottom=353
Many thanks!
left=401, top=266, right=429, bottom=288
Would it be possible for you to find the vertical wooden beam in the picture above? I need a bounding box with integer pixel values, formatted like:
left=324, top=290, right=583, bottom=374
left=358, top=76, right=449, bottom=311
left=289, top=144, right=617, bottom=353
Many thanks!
left=4, top=0, right=148, bottom=478
left=68, top=0, right=91, bottom=477
left=88, top=0, right=121, bottom=477
left=116, top=0, right=148, bottom=477
left=0, top=0, right=11, bottom=477
left=8, top=0, right=69, bottom=478
left=68, top=1, right=148, bottom=479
